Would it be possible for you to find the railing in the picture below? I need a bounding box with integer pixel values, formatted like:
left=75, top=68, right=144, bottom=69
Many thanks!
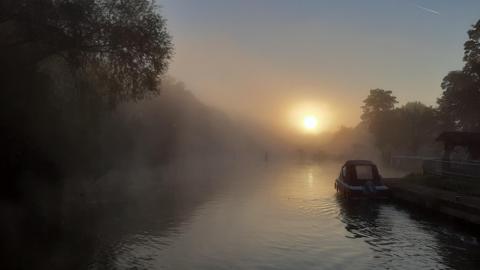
left=423, top=159, right=480, bottom=178
left=391, top=155, right=480, bottom=178
left=390, top=155, right=436, bottom=173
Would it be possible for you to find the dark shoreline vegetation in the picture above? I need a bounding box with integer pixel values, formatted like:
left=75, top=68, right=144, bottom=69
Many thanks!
left=0, top=2, right=277, bottom=268
left=0, top=1, right=174, bottom=268
left=1, top=0, right=173, bottom=196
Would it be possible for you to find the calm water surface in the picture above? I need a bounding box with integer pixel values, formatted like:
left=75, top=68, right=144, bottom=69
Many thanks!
left=88, top=162, right=480, bottom=270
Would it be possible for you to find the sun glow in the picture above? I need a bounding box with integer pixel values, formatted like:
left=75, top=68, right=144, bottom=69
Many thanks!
left=303, top=115, right=318, bottom=130
left=288, top=102, right=332, bottom=134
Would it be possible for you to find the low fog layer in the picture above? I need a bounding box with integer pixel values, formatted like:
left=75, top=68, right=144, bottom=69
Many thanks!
left=120, top=78, right=287, bottom=167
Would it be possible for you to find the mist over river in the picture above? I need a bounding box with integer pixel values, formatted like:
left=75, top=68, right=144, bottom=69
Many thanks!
left=71, top=161, right=479, bottom=270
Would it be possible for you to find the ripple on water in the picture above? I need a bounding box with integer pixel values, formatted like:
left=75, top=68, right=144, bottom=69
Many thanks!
left=297, top=197, right=340, bottom=218
left=88, top=164, right=480, bottom=270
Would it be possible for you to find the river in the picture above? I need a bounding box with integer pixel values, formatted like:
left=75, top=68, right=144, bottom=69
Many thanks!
left=77, top=161, right=480, bottom=269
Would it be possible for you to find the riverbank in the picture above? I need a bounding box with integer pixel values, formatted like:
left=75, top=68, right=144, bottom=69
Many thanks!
left=384, top=178, right=480, bottom=225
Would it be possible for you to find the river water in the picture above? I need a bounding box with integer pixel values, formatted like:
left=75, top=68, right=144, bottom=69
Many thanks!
left=80, top=161, right=480, bottom=270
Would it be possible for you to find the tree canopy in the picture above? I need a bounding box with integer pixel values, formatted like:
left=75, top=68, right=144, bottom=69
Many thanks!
left=0, top=0, right=174, bottom=182
left=0, top=0, right=173, bottom=104
left=361, top=89, right=439, bottom=159
left=361, top=89, right=398, bottom=122
left=438, top=19, right=480, bottom=131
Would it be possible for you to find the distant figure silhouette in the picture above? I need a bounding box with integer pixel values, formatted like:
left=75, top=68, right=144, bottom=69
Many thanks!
left=264, top=151, right=269, bottom=162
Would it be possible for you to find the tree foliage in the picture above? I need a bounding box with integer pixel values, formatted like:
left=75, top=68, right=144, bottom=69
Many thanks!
left=361, top=89, right=398, bottom=122
left=361, top=90, right=439, bottom=160
left=396, top=102, right=438, bottom=154
left=438, top=20, right=480, bottom=131
left=361, top=89, right=398, bottom=160
left=1, top=0, right=173, bottom=103
left=0, top=0, right=173, bottom=184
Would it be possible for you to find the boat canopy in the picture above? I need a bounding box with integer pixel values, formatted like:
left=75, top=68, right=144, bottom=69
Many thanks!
left=341, top=160, right=381, bottom=184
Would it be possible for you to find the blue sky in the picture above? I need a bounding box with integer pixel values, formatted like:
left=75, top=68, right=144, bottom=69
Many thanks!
left=158, top=0, right=480, bottom=129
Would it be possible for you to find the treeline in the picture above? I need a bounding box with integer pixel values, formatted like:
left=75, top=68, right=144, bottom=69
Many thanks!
left=119, top=78, right=263, bottom=166
left=360, top=89, right=438, bottom=161
left=0, top=0, right=173, bottom=196
left=359, top=19, right=480, bottom=162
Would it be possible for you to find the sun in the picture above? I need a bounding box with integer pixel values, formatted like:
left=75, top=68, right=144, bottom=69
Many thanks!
left=303, top=115, right=318, bottom=131
left=288, top=102, right=332, bottom=134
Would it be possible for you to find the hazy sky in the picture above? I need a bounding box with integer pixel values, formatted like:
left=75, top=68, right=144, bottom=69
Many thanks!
left=159, top=0, right=480, bottom=133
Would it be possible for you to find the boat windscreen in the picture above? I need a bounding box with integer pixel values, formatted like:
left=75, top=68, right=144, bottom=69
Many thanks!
left=355, top=165, right=374, bottom=180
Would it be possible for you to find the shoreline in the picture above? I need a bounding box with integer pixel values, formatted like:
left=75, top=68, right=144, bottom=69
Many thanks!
left=384, top=178, right=480, bottom=225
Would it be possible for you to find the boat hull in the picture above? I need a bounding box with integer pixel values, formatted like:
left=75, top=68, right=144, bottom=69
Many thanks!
left=335, top=179, right=390, bottom=198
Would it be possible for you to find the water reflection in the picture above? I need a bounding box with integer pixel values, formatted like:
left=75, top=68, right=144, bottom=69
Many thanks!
left=337, top=196, right=480, bottom=269
left=85, top=163, right=480, bottom=269
left=338, top=198, right=384, bottom=240
left=2, top=162, right=480, bottom=269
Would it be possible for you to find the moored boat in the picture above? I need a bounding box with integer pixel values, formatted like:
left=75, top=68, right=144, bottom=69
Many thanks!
left=335, top=160, right=390, bottom=198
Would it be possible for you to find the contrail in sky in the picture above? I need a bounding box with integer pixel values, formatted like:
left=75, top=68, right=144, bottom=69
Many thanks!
left=413, top=4, right=440, bottom=15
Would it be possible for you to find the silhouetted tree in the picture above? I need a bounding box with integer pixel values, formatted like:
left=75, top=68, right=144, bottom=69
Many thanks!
left=0, top=0, right=173, bottom=187
left=361, top=90, right=440, bottom=159
left=1, top=0, right=173, bottom=104
left=438, top=20, right=480, bottom=131
left=397, top=102, right=438, bottom=154
left=361, top=89, right=398, bottom=161
left=361, top=89, right=398, bottom=122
